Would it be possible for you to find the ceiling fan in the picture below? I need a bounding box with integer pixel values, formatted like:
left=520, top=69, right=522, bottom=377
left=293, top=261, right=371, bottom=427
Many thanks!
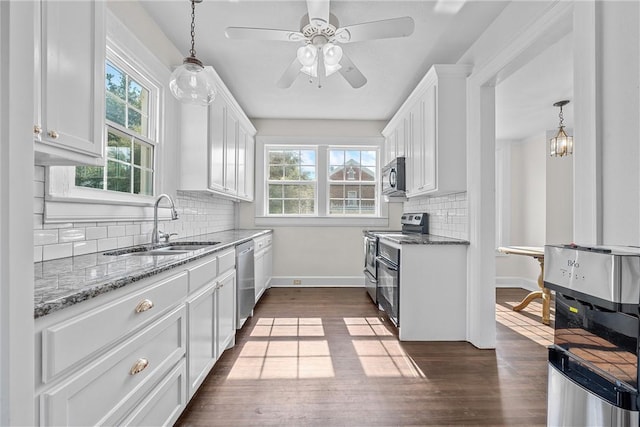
left=224, top=0, right=415, bottom=89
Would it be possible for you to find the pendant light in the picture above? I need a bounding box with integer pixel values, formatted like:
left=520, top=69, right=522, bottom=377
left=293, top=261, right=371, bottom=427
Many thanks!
left=549, top=100, right=573, bottom=157
left=169, top=0, right=216, bottom=106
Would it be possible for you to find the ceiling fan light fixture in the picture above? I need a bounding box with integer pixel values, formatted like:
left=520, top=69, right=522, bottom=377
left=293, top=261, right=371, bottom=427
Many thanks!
left=169, top=0, right=216, bottom=106
left=297, top=45, right=317, bottom=67
left=323, top=43, right=343, bottom=66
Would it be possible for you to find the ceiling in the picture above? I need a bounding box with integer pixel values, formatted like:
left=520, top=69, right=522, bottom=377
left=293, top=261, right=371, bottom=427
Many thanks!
left=141, top=0, right=509, bottom=121
left=141, top=0, right=573, bottom=141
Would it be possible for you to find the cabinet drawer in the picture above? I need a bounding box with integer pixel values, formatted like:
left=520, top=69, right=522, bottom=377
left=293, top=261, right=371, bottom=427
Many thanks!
left=42, top=271, right=188, bottom=382
left=218, top=248, right=235, bottom=274
left=254, top=234, right=272, bottom=251
left=40, top=305, right=186, bottom=427
left=120, top=359, right=187, bottom=427
left=188, top=255, right=217, bottom=293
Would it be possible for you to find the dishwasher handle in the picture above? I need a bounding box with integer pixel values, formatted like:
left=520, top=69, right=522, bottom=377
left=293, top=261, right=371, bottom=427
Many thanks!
left=238, top=246, right=254, bottom=256
left=376, top=256, right=398, bottom=272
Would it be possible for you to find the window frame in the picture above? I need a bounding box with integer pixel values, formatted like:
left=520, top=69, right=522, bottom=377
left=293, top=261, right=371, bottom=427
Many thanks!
left=255, top=136, right=389, bottom=227
left=265, top=146, right=318, bottom=216
left=45, top=12, right=171, bottom=223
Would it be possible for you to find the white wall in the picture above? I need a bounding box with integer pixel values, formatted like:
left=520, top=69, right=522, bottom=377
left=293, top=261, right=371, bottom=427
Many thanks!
left=546, top=129, right=573, bottom=245
left=238, top=118, right=402, bottom=284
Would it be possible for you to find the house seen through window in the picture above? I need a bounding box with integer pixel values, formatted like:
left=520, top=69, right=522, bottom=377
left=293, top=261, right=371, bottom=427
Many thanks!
left=75, top=59, right=155, bottom=196
left=328, top=149, right=376, bottom=215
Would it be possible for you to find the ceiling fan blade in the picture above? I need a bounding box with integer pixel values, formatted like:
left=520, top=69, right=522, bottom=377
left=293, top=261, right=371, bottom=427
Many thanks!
left=276, top=58, right=301, bottom=88
left=334, top=17, right=415, bottom=43
left=306, top=0, right=330, bottom=29
left=338, top=53, right=367, bottom=88
left=225, top=27, right=305, bottom=42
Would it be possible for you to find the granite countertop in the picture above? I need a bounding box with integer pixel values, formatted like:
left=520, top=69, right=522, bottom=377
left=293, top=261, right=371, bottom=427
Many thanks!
left=34, top=229, right=271, bottom=319
left=364, top=230, right=469, bottom=245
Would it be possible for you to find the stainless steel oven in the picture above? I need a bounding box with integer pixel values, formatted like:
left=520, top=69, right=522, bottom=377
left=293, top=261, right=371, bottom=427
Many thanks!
left=363, top=233, right=378, bottom=303
left=545, top=244, right=640, bottom=427
left=377, top=240, right=399, bottom=326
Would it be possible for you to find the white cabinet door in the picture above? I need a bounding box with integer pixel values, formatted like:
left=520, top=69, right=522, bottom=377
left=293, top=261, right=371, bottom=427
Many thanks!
left=254, top=250, right=265, bottom=303
left=264, top=245, right=273, bottom=289
left=36, top=0, right=105, bottom=164
left=224, top=111, right=238, bottom=195
left=208, top=98, right=226, bottom=192
left=216, top=270, right=236, bottom=358
left=422, top=85, right=437, bottom=192
left=39, top=0, right=105, bottom=156
left=186, top=284, right=216, bottom=399
left=244, top=134, right=255, bottom=201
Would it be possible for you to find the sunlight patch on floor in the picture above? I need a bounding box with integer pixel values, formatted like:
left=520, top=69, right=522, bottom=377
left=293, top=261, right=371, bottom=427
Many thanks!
left=343, top=317, right=393, bottom=337
left=250, top=317, right=325, bottom=337
left=352, top=338, right=425, bottom=378
left=496, top=301, right=553, bottom=347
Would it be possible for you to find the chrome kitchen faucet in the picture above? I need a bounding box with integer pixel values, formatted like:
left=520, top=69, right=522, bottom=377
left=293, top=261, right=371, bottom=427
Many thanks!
left=152, top=194, right=179, bottom=244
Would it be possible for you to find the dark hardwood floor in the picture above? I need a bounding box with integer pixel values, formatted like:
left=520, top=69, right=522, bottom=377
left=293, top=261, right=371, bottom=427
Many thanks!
left=176, top=287, right=551, bottom=426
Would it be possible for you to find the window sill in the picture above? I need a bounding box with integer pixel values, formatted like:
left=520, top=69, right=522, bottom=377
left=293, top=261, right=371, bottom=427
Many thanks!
left=44, top=196, right=172, bottom=224
left=254, top=216, right=389, bottom=227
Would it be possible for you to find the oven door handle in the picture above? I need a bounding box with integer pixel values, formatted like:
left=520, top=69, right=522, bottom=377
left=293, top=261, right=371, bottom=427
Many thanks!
left=376, top=256, right=398, bottom=272
left=363, top=270, right=378, bottom=283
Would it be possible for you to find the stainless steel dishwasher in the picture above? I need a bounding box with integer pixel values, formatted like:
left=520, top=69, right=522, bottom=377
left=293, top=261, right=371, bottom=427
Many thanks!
left=235, top=240, right=255, bottom=329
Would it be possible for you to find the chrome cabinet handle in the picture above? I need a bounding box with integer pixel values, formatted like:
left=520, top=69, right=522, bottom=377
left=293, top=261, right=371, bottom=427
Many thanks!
left=134, top=299, right=154, bottom=313
left=34, top=125, right=42, bottom=135
left=129, top=358, right=149, bottom=375
left=47, top=130, right=59, bottom=139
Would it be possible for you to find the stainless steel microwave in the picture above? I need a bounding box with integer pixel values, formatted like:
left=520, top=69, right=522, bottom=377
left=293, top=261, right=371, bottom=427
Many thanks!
left=381, top=156, right=406, bottom=196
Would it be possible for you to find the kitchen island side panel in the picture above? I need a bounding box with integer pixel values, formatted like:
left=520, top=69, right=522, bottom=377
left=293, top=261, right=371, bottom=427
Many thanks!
left=398, top=244, right=467, bottom=341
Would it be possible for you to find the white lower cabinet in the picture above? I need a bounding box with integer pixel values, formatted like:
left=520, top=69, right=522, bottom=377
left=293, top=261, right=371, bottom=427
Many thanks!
left=186, top=251, right=235, bottom=398
left=35, top=248, right=240, bottom=426
left=253, top=233, right=273, bottom=303
left=39, top=305, right=186, bottom=426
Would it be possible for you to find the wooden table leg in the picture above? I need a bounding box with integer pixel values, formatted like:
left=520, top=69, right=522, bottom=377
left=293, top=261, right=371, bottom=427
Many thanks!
left=512, top=256, right=550, bottom=325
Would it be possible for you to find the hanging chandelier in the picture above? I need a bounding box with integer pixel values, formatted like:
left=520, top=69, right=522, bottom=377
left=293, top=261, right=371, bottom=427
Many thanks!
left=169, top=0, right=216, bottom=106
left=549, top=100, right=573, bottom=157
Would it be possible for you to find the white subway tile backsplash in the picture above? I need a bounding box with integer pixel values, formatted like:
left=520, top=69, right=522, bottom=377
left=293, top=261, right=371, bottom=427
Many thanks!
left=59, top=228, right=86, bottom=243
left=97, top=238, right=118, bottom=252
left=108, top=225, right=126, bottom=238
left=73, top=240, right=97, bottom=256
left=86, top=226, right=108, bottom=240
left=43, top=243, right=72, bottom=261
left=34, top=229, right=58, bottom=246
left=33, top=166, right=236, bottom=261
left=404, top=191, right=468, bottom=240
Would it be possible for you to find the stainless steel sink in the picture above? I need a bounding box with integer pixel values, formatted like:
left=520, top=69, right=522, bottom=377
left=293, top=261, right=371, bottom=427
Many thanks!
left=104, top=242, right=220, bottom=257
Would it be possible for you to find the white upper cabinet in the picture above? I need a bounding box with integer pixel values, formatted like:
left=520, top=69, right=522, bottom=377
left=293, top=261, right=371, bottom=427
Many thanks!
left=180, top=67, right=256, bottom=202
left=34, top=0, right=105, bottom=166
left=383, top=64, right=471, bottom=197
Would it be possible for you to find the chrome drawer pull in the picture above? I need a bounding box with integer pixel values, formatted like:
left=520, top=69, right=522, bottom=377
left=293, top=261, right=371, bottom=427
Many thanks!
left=47, top=130, right=59, bottom=139
left=129, top=358, right=149, bottom=375
left=134, top=299, right=154, bottom=313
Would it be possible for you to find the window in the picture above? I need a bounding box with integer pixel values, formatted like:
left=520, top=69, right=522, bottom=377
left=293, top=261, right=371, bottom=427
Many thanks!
left=75, top=57, right=156, bottom=196
left=262, top=142, right=381, bottom=222
left=328, top=149, right=377, bottom=215
left=267, top=148, right=317, bottom=215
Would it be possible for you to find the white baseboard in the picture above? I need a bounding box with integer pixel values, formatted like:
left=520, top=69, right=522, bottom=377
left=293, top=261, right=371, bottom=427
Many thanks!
left=270, top=276, right=365, bottom=288
left=495, top=276, right=538, bottom=292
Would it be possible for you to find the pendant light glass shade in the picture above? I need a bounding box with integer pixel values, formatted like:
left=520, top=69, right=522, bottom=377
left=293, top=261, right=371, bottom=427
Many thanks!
left=170, top=0, right=215, bottom=106
left=549, top=100, right=573, bottom=157
left=169, top=58, right=215, bottom=106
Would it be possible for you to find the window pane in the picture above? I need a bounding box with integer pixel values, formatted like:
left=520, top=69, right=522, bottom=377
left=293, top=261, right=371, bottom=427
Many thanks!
left=269, top=150, right=284, bottom=164
left=269, top=200, right=283, bottom=214
left=362, top=151, right=376, bottom=167
left=106, top=92, right=126, bottom=127
left=300, top=150, right=316, bottom=165
left=283, top=200, right=299, bottom=214
left=133, top=168, right=153, bottom=195
left=107, top=131, right=131, bottom=162
left=134, top=141, right=153, bottom=167
left=127, top=108, right=144, bottom=135
left=329, top=166, right=344, bottom=180
left=361, top=166, right=376, bottom=181
left=284, top=165, right=299, bottom=180
left=329, top=184, right=344, bottom=198
left=298, top=184, right=315, bottom=199
left=283, top=185, right=299, bottom=198
left=106, top=160, right=131, bottom=193
left=300, top=199, right=314, bottom=214
left=269, top=184, right=283, bottom=198
left=300, top=166, right=316, bottom=180
left=329, top=150, right=344, bottom=166
left=75, top=166, right=104, bottom=189
left=345, top=150, right=360, bottom=164
left=105, top=62, right=125, bottom=100
left=269, top=165, right=284, bottom=180
left=128, top=79, right=148, bottom=111
left=330, top=199, right=344, bottom=214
